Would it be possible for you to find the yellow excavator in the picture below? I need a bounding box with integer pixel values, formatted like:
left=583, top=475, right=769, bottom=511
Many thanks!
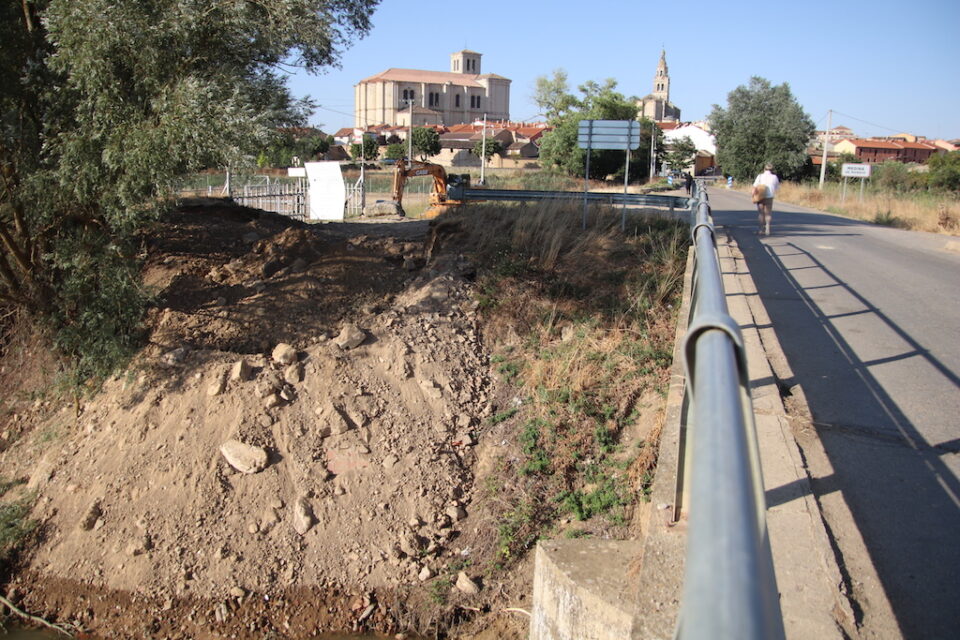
left=376, top=159, right=469, bottom=219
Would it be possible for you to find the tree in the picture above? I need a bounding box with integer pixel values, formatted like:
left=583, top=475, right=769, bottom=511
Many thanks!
left=709, top=77, right=815, bottom=181
left=536, top=75, right=654, bottom=180
left=350, top=136, right=379, bottom=162
left=928, top=151, right=960, bottom=192
left=384, top=143, right=406, bottom=161
left=411, top=127, right=441, bottom=160
left=533, top=69, right=581, bottom=121
left=473, top=139, right=503, bottom=163
left=0, top=0, right=378, bottom=382
left=664, top=136, right=697, bottom=174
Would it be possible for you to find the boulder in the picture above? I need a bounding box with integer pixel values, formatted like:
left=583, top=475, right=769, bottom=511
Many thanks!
left=333, top=324, right=366, bottom=350
left=272, top=343, right=298, bottom=365
left=219, top=440, right=268, bottom=474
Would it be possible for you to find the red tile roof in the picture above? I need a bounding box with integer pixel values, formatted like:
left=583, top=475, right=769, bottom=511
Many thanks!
left=359, top=68, right=485, bottom=88
left=845, top=138, right=903, bottom=150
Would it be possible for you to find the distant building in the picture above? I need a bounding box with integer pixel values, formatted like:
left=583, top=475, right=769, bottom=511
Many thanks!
left=663, top=124, right=717, bottom=175
left=813, top=125, right=856, bottom=150
left=637, top=50, right=681, bottom=122
left=354, top=50, right=511, bottom=128
left=833, top=138, right=937, bottom=164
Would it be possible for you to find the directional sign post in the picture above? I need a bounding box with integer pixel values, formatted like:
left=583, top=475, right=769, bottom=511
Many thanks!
left=578, top=120, right=642, bottom=229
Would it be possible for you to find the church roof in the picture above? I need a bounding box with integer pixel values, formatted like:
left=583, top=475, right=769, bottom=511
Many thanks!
left=359, top=68, right=485, bottom=87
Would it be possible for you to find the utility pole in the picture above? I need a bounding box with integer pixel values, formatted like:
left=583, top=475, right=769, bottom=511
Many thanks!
left=649, top=121, right=658, bottom=181
left=407, top=101, right=414, bottom=160
left=818, top=109, right=831, bottom=189
left=480, top=113, right=487, bottom=185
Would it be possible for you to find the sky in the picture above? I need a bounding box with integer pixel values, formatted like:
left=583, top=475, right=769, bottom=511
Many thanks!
left=285, top=0, right=960, bottom=140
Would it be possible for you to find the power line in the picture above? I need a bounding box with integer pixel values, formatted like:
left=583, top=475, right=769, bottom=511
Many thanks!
left=831, top=110, right=906, bottom=135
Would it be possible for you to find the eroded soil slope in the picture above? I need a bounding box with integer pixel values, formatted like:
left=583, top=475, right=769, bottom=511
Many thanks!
left=0, top=201, right=532, bottom=638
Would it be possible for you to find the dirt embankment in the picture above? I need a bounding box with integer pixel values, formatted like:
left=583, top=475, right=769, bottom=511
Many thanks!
left=0, top=202, right=533, bottom=638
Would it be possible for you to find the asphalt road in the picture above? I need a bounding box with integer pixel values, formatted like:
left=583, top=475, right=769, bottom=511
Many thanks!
left=706, top=187, right=960, bottom=639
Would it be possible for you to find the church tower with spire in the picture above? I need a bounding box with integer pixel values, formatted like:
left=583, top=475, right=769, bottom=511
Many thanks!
left=637, top=50, right=680, bottom=122
left=652, top=49, right=670, bottom=102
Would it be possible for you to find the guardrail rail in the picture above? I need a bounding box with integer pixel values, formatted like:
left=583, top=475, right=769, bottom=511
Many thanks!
left=675, top=184, right=785, bottom=640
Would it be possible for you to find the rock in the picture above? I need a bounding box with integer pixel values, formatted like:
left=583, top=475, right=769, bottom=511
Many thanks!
left=219, top=440, right=268, bottom=474
left=418, top=566, right=433, bottom=581
left=292, top=497, right=315, bottom=535
left=290, top=257, right=308, bottom=273
left=382, top=454, right=399, bottom=470
left=284, top=363, right=302, bottom=385
left=402, top=257, right=419, bottom=271
left=126, top=534, right=152, bottom=557
left=207, top=372, right=227, bottom=397
left=333, top=324, right=366, bottom=350
left=161, top=347, right=190, bottom=366
left=230, top=359, right=253, bottom=382
left=272, top=343, right=298, bottom=365
left=229, top=586, right=246, bottom=598
left=262, top=259, right=284, bottom=279
left=445, top=505, right=467, bottom=522
left=455, top=571, right=480, bottom=595
left=79, top=500, right=103, bottom=531
left=263, top=393, right=281, bottom=410
left=242, top=231, right=260, bottom=244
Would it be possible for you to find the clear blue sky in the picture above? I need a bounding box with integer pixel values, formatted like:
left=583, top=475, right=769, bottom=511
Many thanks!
left=285, top=0, right=960, bottom=140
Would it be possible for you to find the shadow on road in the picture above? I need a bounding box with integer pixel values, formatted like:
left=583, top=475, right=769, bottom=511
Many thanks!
left=717, top=202, right=960, bottom=639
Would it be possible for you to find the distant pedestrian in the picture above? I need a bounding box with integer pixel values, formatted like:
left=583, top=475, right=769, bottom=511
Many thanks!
left=683, top=172, right=693, bottom=195
left=752, top=163, right=780, bottom=236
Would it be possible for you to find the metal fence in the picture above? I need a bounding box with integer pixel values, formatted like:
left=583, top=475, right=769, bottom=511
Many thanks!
left=675, top=185, right=785, bottom=640
left=233, top=179, right=307, bottom=221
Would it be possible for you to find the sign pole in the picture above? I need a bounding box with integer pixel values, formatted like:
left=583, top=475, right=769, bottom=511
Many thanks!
left=583, top=121, right=593, bottom=230
left=622, top=128, right=631, bottom=231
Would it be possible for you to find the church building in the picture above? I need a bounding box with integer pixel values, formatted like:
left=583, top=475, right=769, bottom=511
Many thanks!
left=354, top=50, right=511, bottom=128
left=637, top=50, right=681, bottom=122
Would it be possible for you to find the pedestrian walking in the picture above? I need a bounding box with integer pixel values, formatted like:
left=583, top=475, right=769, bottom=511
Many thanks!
left=752, top=163, right=780, bottom=236
left=683, top=172, right=693, bottom=195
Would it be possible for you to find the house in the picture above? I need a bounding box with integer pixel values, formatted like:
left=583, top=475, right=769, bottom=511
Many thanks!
left=354, top=51, right=511, bottom=129
left=833, top=138, right=937, bottom=164
left=663, top=124, right=717, bottom=175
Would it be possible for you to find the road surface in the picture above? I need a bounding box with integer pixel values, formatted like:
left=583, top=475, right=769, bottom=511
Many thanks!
left=707, top=187, right=960, bottom=639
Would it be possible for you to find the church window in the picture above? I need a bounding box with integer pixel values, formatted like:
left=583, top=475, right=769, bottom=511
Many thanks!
left=455, top=94, right=460, bottom=107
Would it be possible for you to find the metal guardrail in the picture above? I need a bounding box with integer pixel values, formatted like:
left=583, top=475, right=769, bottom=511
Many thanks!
left=455, top=187, right=690, bottom=211
left=675, top=185, right=785, bottom=640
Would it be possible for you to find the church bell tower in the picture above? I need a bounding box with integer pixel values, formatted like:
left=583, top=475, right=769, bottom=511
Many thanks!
left=652, top=49, right=670, bottom=102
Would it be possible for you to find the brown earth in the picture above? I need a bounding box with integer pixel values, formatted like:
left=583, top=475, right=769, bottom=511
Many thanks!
left=0, top=200, right=542, bottom=639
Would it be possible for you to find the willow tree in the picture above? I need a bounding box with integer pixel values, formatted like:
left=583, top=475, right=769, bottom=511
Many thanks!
left=0, top=0, right=377, bottom=380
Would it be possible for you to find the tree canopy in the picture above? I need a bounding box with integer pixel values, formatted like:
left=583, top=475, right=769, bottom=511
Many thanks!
left=473, top=139, right=503, bottom=163
left=411, top=127, right=441, bottom=160
left=350, top=136, right=380, bottom=162
left=709, top=77, right=815, bottom=181
left=1, top=0, right=379, bottom=381
left=664, top=136, right=697, bottom=174
left=534, top=72, right=658, bottom=181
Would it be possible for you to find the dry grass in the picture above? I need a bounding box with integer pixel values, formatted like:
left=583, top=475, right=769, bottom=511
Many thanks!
left=434, top=201, right=688, bottom=563
left=773, top=182, right=960, bottom=234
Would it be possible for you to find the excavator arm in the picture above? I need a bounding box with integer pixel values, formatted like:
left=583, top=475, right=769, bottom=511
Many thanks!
left=387, top=159, right=459, bottom=218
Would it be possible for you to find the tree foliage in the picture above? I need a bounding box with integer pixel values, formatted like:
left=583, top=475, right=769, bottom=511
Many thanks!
left=928, top=151, right=960, bottom=192
left=664, top=136, right=697, bottom=173
left=350, top=136, right=380, bottom=162
left=709, top=77, right=815, bottom=181
left=0, top=0, right=378, bottom=382
left=473, top=139, right=503, bottom=162
left=535, top=74, right=658, bottom=181
left=411, top=127, right=441, bottom=160
left=384, top=143, right=406, bottom=161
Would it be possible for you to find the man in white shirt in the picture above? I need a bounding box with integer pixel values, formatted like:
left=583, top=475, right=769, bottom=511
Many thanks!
left=753, top=163, right=780, bottom=236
